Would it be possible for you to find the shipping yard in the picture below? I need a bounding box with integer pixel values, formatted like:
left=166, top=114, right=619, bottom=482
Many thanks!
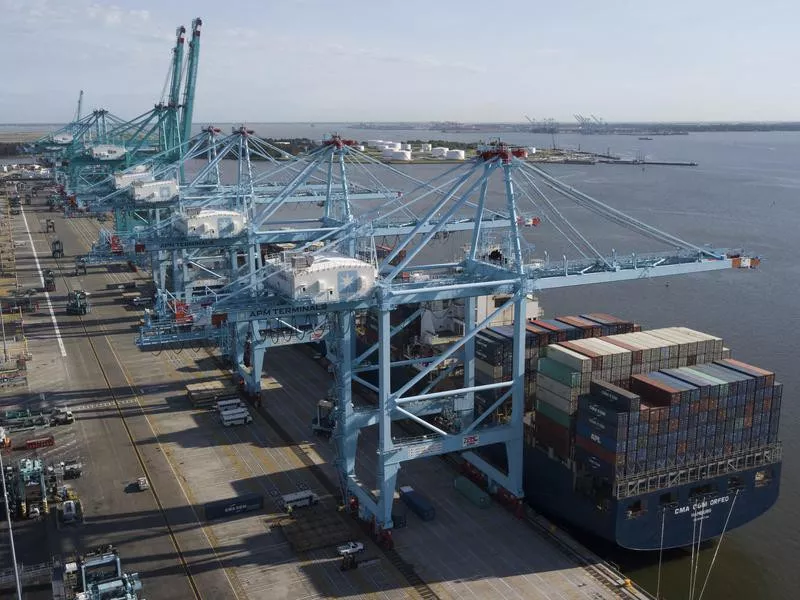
left=0, top=13, right=785, bottom=600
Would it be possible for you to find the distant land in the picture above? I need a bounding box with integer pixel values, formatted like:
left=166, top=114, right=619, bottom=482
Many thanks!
left=350, top=121, right=800, bottom=135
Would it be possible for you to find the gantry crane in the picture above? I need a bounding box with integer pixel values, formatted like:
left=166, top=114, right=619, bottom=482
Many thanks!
left=30, top=17, right=203, bottom=203
left=133, top=139, right=757, bottom=548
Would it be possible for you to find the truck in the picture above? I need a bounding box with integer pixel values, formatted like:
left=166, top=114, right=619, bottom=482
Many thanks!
left=66, top=290, right=90, bottom=315
left=399, top=485, right=436, bottom=521
left=51, top=239, right=64, bottom=259
left=44, top=269, right=56, bottom=292
left=311, top=399, right=335, bottom=437
left=50, top=408, right=75, bottom=425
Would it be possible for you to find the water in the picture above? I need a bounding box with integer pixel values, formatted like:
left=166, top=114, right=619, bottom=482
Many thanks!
left=8, top=122, right=798, bottom=598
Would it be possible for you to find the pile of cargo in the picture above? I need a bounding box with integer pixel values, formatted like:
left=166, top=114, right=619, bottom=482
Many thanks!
left=473, top=314, right=638, bottom=418
left=185, top=380, right=239, bottom=408
left=531, top=326, right=782, bottom=481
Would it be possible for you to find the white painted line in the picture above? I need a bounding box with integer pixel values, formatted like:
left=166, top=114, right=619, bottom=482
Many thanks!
left=20, top=207, right=67, bottom=358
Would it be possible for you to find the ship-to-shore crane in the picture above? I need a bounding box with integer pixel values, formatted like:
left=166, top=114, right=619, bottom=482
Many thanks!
left=131, top=139, right=757, bottom=548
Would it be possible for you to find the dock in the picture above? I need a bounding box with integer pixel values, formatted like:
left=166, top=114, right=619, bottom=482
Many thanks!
left=0, top=182, right=656, bottom=599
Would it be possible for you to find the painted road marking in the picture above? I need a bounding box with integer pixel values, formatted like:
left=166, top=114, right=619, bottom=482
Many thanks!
left=70, top=398, right=138, bottom=411
left=20, top=207, right=67, bottom=358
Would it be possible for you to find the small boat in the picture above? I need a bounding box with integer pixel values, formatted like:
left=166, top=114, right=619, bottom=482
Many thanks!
left=638, top=136, right=653, bottom=141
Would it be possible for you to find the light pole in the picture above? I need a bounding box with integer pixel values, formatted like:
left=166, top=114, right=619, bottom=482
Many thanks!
left=0, top=301, right=7, bottom=363
left=0, top=449, right=23, bottom=599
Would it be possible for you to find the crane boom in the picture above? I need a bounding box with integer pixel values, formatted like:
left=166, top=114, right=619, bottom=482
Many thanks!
left=180, top=18, right=202, bottom=147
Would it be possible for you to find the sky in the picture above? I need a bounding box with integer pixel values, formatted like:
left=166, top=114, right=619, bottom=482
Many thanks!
left=2, top=0, right=800, bottom=123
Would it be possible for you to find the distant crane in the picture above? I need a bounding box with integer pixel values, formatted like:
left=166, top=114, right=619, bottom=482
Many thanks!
left=73, top=90, right=84, bottom=123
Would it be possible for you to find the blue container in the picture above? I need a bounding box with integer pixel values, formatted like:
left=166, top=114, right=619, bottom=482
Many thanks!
left=204, top=493, right=264, bottom=521
left=589, top=380, right=641, bottom=411
left=399, top=486, right=436, bottom=521
left=576, top=420, right=624, bottom=453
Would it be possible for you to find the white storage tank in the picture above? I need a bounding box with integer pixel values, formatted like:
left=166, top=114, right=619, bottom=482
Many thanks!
left=445, top=149, right=466, bottom=160
left=267, top=254, right=377, bottom=302
left=431, top=147, right=449, bottom=158
left=421, top=143, right=432, bottom=153
left=391, top=150, right=412, bottom=161
left=402, top=143, right=412, bottom=151
left=131, top=179, right=178, bottom=202
left=174, top=209, right=247, bottom=239
left=355, top=145, right=365, bottom=151
left=367, top=139, right=384, bottom=148
left=381, top=147, right=397, bottom=159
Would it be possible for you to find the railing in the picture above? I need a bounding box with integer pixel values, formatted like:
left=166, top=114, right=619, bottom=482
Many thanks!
left=614, top=442, right=782, bottom=500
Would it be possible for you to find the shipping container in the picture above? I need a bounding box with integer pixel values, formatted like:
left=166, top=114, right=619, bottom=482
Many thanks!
left=578, top=395, right=630, bottom=427
left=536, top=395, right=573, bottom=427
left=574, top=433, right=617, bottom=466
left=537, top=357, right=582, bottom=388
left=555, top=315, right=602, bottom=338
left=399, top=485, right=436, bottom=521
left=544, top=344, right=593, bottom=374
left=529, top=319, right=572, bottom=342
left=579, top=313, right=637, bottom=335
left=204, top=493, right=264, bottom=521
left=590, top=380, right=641, bottom=411
left=576, top=415, right=628, bottom=447
left=453, top=475, right=491, bottom=508
left=534, top=412, right=572, bottom=459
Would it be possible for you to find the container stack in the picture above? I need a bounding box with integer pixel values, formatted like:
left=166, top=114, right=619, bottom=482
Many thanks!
left=531, top=326, right=782, bottom=481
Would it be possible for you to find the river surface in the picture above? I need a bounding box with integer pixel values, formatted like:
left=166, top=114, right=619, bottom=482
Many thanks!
left=7, top=123, right=798, bottom=600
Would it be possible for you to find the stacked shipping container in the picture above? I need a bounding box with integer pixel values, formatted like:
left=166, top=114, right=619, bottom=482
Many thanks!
left=534, top=324, right=783, bottom=483
left=475, top=316, right=636, bottom=430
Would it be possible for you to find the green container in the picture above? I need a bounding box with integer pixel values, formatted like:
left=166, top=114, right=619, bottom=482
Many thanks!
left=536, top=398, right=572, bottom=428
left=537, top=357, right=582, bottom=388
left=454, top=475, right=491, bottom=509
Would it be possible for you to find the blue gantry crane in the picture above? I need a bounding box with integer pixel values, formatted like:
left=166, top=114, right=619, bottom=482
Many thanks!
left=132, top=139, right=757, bottom=547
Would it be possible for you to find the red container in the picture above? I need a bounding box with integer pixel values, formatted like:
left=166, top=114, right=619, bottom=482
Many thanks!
left=630, top=374, right=681, bottom=406
left=555, top=316, right=602, bottom=338
left=26, top=435, right=55, bottom=449
left=574, top=433, right=616, bottom=465
left=534, top=413, right=572, bottom=459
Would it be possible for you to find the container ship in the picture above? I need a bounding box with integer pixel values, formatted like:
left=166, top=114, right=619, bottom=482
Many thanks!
left=472, top=315, right=782, bottom=551
left=356, top=304, right=782, bottom=551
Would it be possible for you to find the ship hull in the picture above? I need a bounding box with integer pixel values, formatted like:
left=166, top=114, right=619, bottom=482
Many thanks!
left=524, top=447, right=781, bottom=550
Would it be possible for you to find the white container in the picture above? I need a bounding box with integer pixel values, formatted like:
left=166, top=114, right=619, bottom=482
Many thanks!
left=545, top=345, right=592, bottom=374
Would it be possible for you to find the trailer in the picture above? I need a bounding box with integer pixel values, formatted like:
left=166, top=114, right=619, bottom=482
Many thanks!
left=399, top=485, right=436, bottom=521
